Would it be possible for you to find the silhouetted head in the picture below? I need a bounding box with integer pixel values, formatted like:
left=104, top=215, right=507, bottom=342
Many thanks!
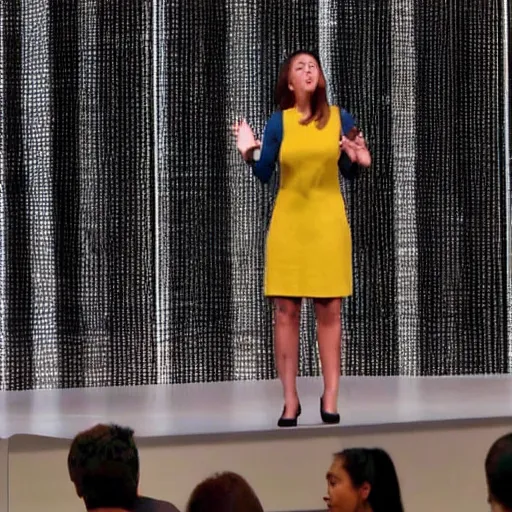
left=186, top=471, right=264, bottom=512
left=486, top=432, right=512, bottom=512
left=68, top=424, right=139, bottom=511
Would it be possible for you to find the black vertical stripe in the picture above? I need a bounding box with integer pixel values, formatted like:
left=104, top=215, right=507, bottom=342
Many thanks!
left=98, top=0, right=155, bottom=386
left=49, top=0, right=82, bottom=387
left=165, top=0, right=232, bottom=383
left=507, top=0, right=512, bottom=373
left=4, top=3, right=33, bottom=390
left=415, top=1, right=507, bottom=374
left=335, top=1, right=396, bottom=375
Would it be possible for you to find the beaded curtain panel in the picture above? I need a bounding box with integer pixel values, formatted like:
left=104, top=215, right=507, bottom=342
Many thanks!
left=0, top=0, right=509, bottom=389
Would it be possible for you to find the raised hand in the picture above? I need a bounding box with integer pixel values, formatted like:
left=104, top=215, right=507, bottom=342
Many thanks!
left=340, top=132, right=371, bottom=168
left=339, top=137, right=356, bottom=162
left=232, top=119, right=261, bottom=161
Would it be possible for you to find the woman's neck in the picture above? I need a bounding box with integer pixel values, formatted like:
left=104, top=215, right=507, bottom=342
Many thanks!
left=294, top=95, right=311, bottom=117
left=357, top=503, right=373, bottom=512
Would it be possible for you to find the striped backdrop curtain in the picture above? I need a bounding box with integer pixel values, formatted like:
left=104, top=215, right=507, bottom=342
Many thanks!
left=0, top=0, right=509, bottom=389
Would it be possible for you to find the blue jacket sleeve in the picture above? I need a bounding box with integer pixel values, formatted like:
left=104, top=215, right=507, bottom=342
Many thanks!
left=340, top=108, right=357, bottom=136
left=338, top=108, right=360, bottom=180
left=251, top=111, right=283, bottom=184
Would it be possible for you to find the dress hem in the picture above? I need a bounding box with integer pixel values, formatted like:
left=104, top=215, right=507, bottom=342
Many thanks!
left=264, top=292, right=352, bottom=299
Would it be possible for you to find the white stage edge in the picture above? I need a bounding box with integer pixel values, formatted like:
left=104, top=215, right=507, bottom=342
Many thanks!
left=1, top=375, right=511, bottom=439
left=2, top=376, right=512, bottom=512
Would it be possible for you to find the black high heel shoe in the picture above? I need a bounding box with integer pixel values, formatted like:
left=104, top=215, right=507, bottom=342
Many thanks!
left=320, top=396, right=340, bottom=424
left=277, top=403, right=302, bottom=428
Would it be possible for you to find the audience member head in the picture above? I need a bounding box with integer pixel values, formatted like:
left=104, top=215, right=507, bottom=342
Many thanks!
left=325, top=447, right=404, bottom=512
left=485, top=432, right=512, bottom=512
left=68, top=423, right=139, bottom=511
left=186, top=471, right=263, bottom=512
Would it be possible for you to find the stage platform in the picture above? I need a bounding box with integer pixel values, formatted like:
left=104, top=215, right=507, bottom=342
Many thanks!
left=1, top=375, right=512, bottom=512
left=1, top=375, right=512, bottom=439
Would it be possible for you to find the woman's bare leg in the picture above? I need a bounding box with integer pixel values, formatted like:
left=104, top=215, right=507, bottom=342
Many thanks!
left=274, top=297, right=302, bottom=417
left=314, top=298, right=342, bottom=413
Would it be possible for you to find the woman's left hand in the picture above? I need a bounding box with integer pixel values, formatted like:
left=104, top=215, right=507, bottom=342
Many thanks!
left=340, top=132, right=372, bottom=168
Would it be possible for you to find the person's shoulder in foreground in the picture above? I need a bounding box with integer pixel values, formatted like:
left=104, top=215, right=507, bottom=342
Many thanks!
left=134, top=496, right=181, bottom=512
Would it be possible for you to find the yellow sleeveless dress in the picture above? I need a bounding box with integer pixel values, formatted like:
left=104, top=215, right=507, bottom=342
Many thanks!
left=264, top=106, right=352, bottom=298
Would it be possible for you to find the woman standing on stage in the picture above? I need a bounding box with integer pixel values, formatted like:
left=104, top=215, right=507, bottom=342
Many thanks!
left=234, top=50, right=371, bottom=427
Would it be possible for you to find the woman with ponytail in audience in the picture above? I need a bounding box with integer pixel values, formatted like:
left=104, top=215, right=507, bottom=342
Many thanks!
left=324, top=447, right=404, bottom=512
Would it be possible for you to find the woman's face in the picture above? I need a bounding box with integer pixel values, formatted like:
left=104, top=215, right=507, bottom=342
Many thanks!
left=288, top=53, right=321, bottom=96
left=324, top=458, right=370, bottom=512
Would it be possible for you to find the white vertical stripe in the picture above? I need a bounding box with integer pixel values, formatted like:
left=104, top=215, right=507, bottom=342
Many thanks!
left=227, top=0, right=263, bottom=379
left=503, top=0, right=512, bottom=372
left=153, top=0, right=165, bottom=383
left=318, top=0, right=336, bottom=105
left=22, top=0, right=58, bottom=387
left=0, top=0, right=6, bottom=390
left=391, top=0, right=419, bottom=375
left=155, top=1, right=179, bottom=384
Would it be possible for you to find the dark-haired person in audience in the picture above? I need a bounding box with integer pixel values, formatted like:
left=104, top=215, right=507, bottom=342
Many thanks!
left=485, top=432, right=512, bottom=512
left=186, top=471, right=264, bottom=512
left=68, top=424, right=180, bottom=512
left=324, top=447, right=404, bottom=512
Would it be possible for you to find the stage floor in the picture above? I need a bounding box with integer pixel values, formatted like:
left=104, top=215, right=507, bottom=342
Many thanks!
left=0, top=375, right=511, bottom=439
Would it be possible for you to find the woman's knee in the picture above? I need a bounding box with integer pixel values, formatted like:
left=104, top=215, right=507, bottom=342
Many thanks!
left=274, top=298, right=301, bottom=326
left=314, top=298, right=341, bottom=326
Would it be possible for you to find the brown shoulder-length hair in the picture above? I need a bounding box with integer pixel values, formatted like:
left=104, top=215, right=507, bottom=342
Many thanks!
left=186, top=471, right=264, bottom=512
left=274, top=50, right=330, bottom=128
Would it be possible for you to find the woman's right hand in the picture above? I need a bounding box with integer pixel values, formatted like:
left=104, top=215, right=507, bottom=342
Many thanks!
left=232, top=119, right=261, bottom=161
left=340, top=132, right=371, bottom=168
